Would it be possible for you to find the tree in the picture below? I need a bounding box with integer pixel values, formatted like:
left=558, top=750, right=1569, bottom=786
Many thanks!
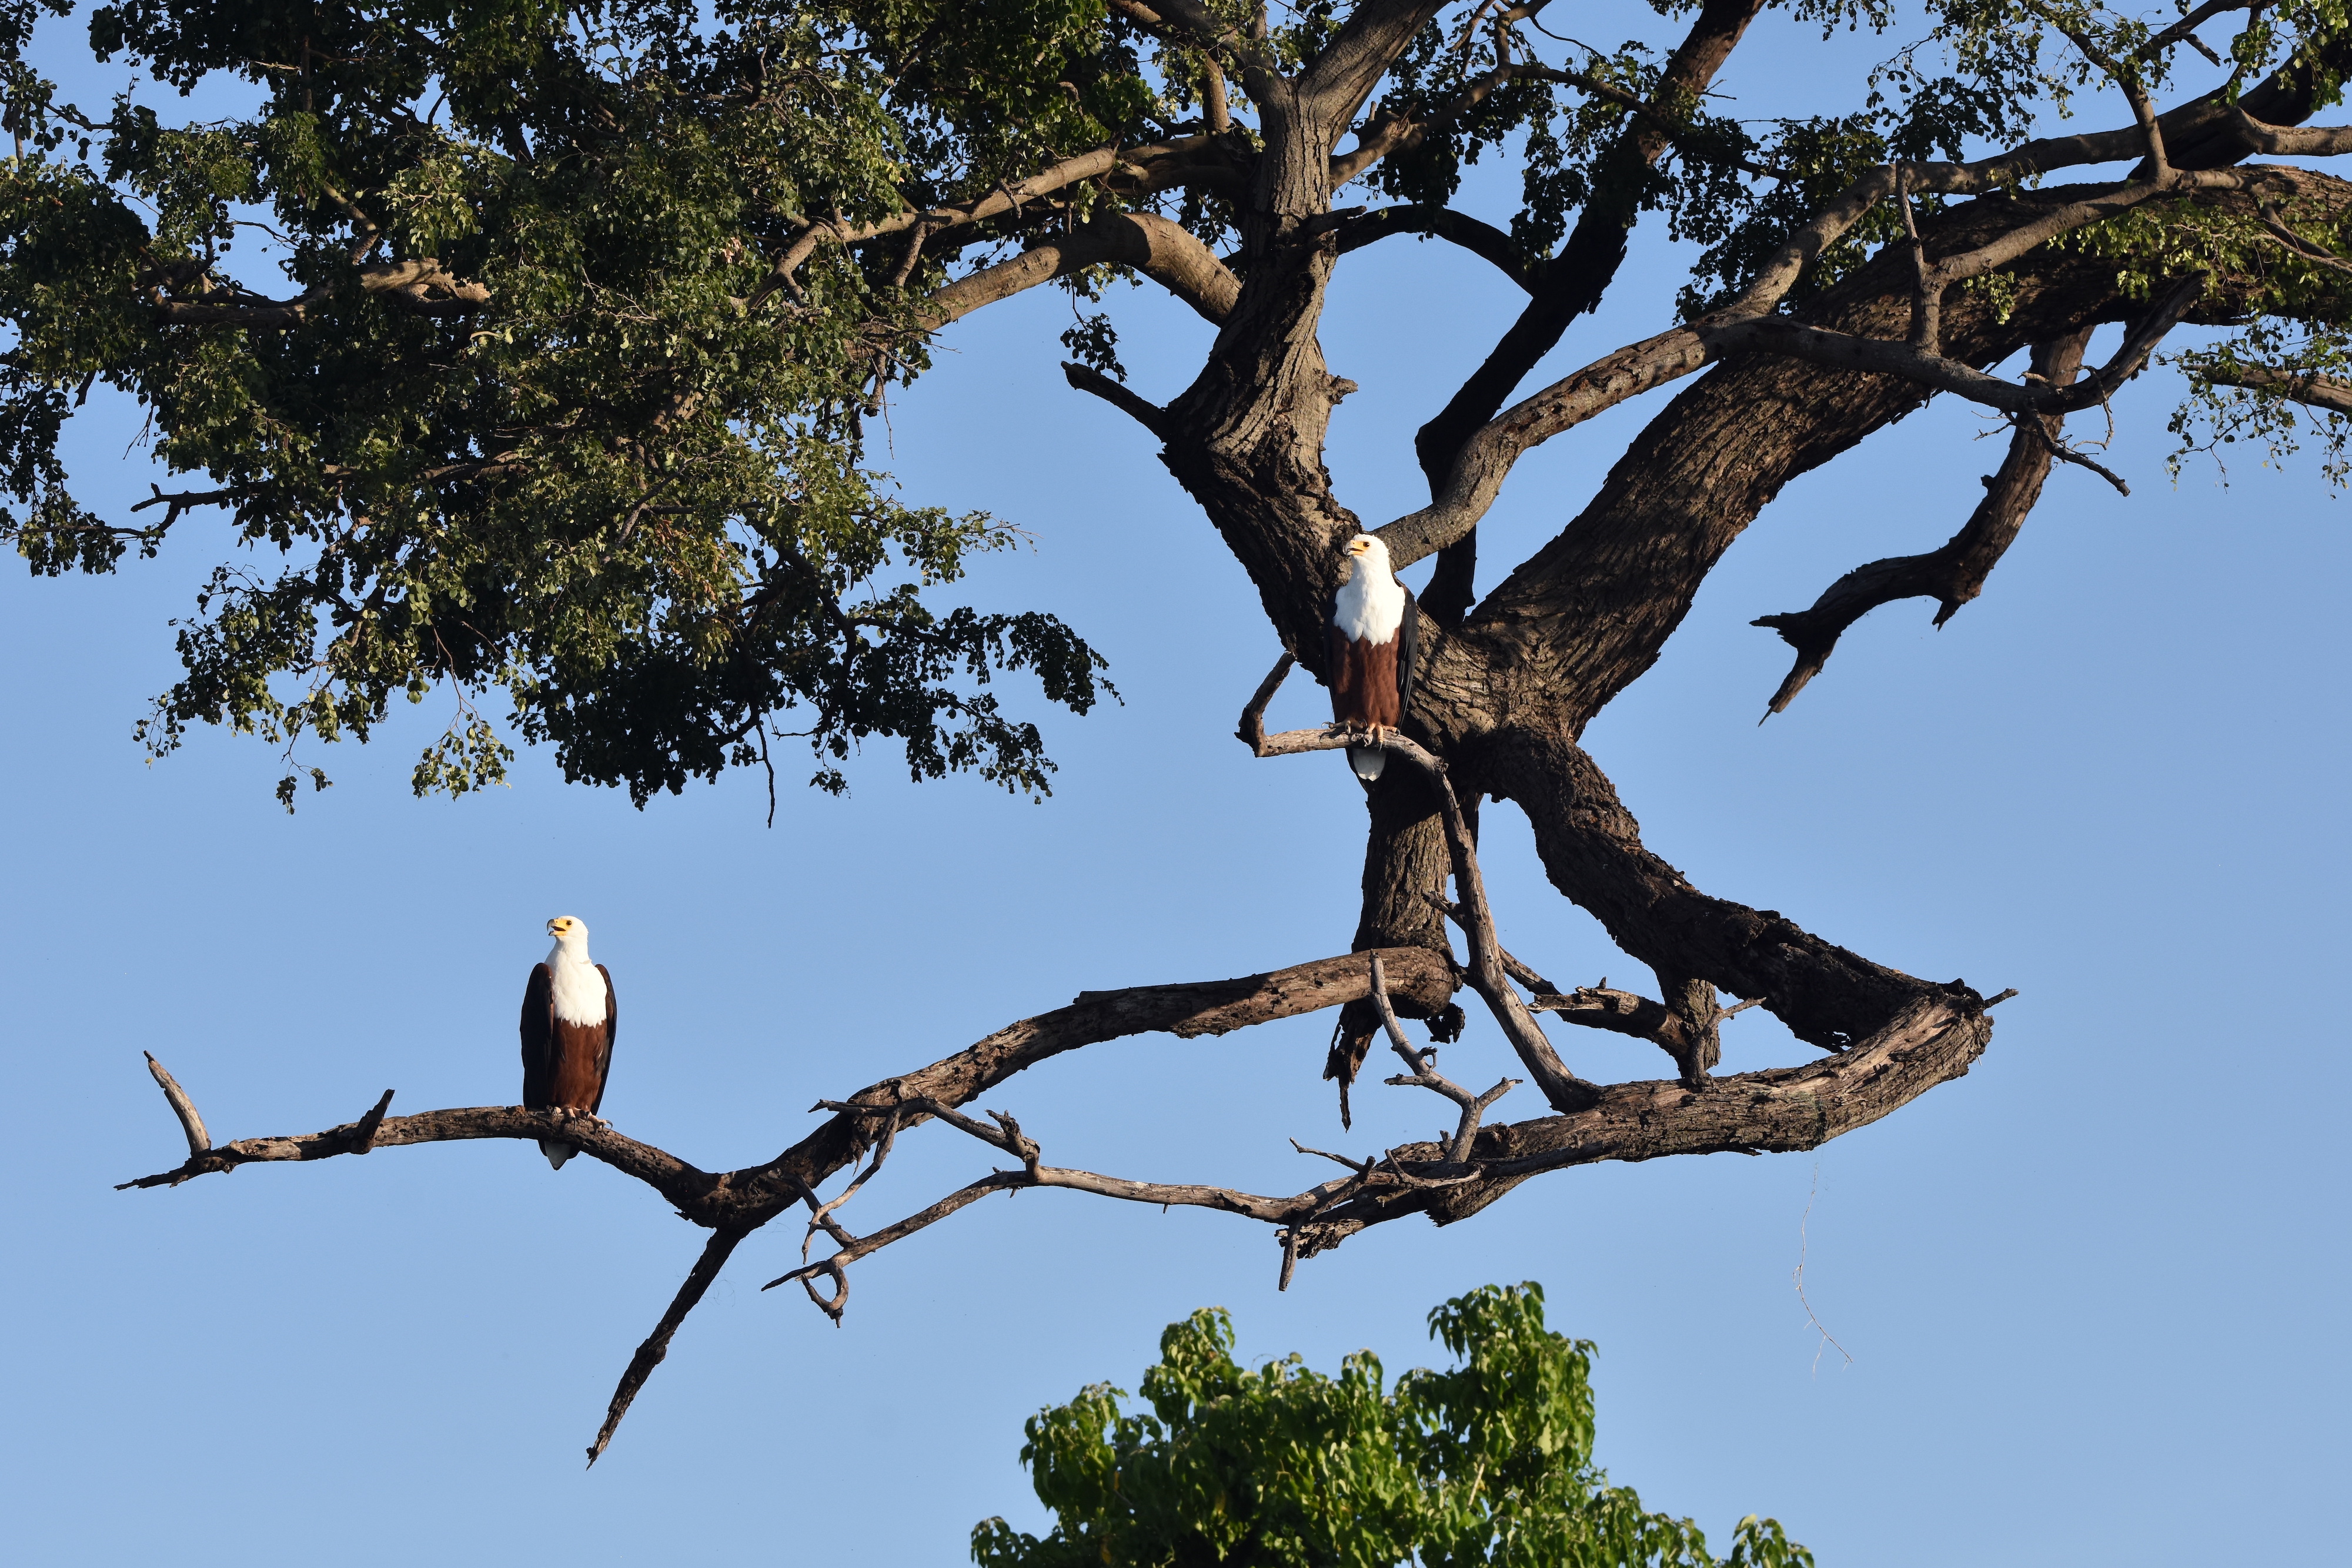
left=17, top=0, right=2350, bottom=1462
left=970, top=1283, right=1815, bottom=1568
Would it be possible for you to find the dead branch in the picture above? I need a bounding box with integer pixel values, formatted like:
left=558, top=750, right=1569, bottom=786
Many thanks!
left=348, top=1089, right=395, bottom=1154
left=1368, top=953, right=1515, bottom=1164
left=142, top=1052, right=209, bottom=1157
left=1752, top=325, right=2097, bottom=714
left=1287, top=992, right=1993, bottom=1262
left=1426, top=892, right=1555, bottom=992
left=1236, top=651, right=1297, bottom=751
left=586, top=1226, right=749, bottom=1467
left=1250, top=724, right=1597, bottom=1111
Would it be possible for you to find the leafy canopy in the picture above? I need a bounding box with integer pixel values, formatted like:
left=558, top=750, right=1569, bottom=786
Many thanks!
left=5, top=0, right=2350, bottom=807
left=971, top=1283, right=1813, bottom=1568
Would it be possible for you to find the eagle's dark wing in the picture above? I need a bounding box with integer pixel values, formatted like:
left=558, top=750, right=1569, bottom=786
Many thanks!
left=1396, top=589, right=1420, bottom=720
left=520, top=963, right=556, bottom=1109
left=589, top=965, right=619, bottom=1115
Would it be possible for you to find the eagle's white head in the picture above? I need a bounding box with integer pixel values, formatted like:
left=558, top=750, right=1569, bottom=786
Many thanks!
left=1342, top=533, right=1395, bottom=582
left=546, top=915, right=593, bottom=965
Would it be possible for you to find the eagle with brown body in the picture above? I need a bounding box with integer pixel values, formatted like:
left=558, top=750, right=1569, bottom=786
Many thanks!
left=1328, top=533, right=1417, bottom=781
left=520, top=914, right=617, bottom=1170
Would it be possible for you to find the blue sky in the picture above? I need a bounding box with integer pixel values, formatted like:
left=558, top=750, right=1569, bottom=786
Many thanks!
left=2, top=4, right=2346, bottom=1563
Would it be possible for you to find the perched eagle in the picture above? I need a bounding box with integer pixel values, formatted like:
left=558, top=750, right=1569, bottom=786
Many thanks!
left=1329, top=533, right=1418, bottom=781
left=520, top=915, right=617, bottom=1170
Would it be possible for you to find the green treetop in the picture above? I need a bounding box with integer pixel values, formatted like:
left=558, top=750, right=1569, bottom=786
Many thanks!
left=973, top=1283, right=1815, bottom=1568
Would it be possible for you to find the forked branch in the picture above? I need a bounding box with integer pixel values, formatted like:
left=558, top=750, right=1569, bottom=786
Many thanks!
left=1247, top=718, right=1596, bottom=1111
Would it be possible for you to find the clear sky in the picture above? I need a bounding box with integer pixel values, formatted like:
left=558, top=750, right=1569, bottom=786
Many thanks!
left=3, top=5, right=2346, bottom=1564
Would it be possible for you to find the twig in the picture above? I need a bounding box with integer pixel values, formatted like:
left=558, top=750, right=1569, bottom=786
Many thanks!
left=1793, top=1164, right=1852, bottom=1374
left=1369, top=953, right=1518, bottom=1164
left=1426, top=891, right=1553, bottom=991
left=142, top=1052, right=209, bottom=1156
left=1983, top=988, right=2019, bottom=1007
left=1288, top=1138, right=1371, bottom=1174
left=2020, top=414, right=2131, bottom=496
left=1237, top=652, right=1295, bottom=752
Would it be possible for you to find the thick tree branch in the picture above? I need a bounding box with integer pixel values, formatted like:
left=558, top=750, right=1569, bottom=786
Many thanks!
left=1291, top=992, right=1992, bottom=1259
left=761, top=135, right=1240, bottom=298
left=1299, top=0, right=1451, bottom=127
left=1478, top=722, right=1965, bottom=1054
left=1381, top=162, right=2246, bottom=576
left=118, top=948, right=1461, bottom=1210
left=1332, top=205, right=1544, bottom=293
left=153, top=259, right=489, bottom=328
left=927, top=211, right=1240, bottom=329
left=1409, top=0, right=1769, bottom=624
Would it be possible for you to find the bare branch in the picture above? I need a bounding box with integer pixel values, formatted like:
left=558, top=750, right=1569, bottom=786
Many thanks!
left=348, top=1089, right=395, bottom=1155
left=1236, top=651, right=1295, bottom=751
left=1292, top=993, right=1992, bottom=1260
left=928, top=212, right=1239, bottom=330
left=1369, top=954, right=1516, bottom=1163
left=1250, top=726, right=1597, bottom=1111
left=1332, top=205, right=1545, bottom=293
left=142, top=1052, right=209, bottom=1158
left=586, top=1226, right=750, bottom=1467
left=1062, top=361, right=1173, bottom=438
left=1753, top=326, right=2096, bottom=714
left=117, top=947, right=1459, bottom=1209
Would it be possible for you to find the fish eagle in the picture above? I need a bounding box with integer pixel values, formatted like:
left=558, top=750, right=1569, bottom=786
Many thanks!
left=1329, top=533, right=1418, bottom=781
left=520, top=915, right=616, bottom=1170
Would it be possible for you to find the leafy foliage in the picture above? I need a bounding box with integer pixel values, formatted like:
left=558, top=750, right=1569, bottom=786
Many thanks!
left=9, top=0, right=2352, bottom=805
left=970, top=1283, right=1814, bottom=1568
left=1, top=0, right=1129, bottom=804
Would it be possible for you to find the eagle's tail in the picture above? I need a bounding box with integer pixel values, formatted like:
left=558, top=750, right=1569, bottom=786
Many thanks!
left=1347, top=745, right=1387, bottom=781
left=540, top=1139, right=575, bottom=1171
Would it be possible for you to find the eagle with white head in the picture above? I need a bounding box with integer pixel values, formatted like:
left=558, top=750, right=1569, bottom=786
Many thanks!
left=1329, top=533, right=1418, bottom=781
left=520, top=915, right=617, bottom=1169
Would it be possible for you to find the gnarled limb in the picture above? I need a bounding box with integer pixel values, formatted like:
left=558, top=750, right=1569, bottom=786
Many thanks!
left=1476, top=722, right=1949, bottom=1053
left=1752, top=325, right=2097, bottom=716
left=1251, top=725, right=1596, bottom=1112
left=1291, top=992, right=1993, bottom=1258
